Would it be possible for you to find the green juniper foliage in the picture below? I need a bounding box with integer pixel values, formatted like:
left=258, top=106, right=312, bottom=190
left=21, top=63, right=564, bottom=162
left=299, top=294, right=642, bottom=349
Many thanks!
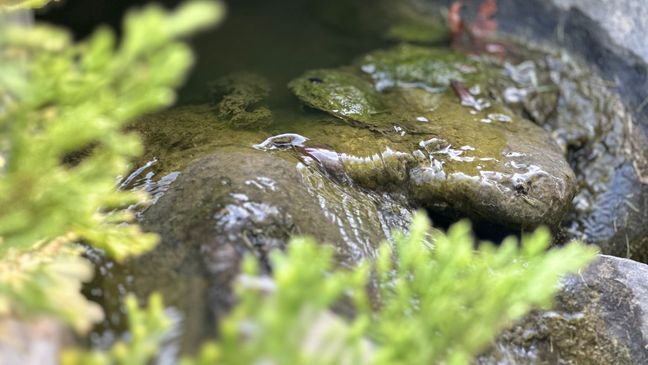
left=367, top=215, right=593, bottom=364
left=0, top=0, right=223, bottom=331
left=62, top=293, right=172, bottom=365
left=0, top=0, right=52, bottom=10
left=91, top=214, right=595, bottom=365
left=203, top=213, right=596, bottom=365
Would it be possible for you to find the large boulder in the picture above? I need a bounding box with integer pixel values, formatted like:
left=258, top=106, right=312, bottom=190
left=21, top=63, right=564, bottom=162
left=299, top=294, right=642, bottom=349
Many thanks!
left=289, top=45, right=577, bottom=230
left=95, top=146, right=413, bottom=352
left=490, top=0, right=648, bottom=261
left=480, top=255, right=648, bottom=364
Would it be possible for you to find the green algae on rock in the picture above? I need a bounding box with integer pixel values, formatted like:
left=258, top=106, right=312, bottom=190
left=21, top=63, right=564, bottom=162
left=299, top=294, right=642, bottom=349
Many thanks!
left=358, top=44, right=476, bottom=91
left=338, top=93, right=577, bottom=229
left=129, top=104, right=267, bottom=175
left=289, top=45, right=497, bottom=131
left=289, top=44, right=577, bottom=229
left=289, top=69, right=387, bottom=126
left=209, top=72, right=273, bottom=129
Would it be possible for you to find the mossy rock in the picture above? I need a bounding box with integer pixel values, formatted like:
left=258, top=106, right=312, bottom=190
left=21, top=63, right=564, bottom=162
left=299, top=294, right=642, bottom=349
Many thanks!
left=209, top=72, right=273, bottom=129
left=289, top=44, right=576, bottom=229
left=98, top=147, right=414, bottom=352
left=480, top=255, right=648, bottom=365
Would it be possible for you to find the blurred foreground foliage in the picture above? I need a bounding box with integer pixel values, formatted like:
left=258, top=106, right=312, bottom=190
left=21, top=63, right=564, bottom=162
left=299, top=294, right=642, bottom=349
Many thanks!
left=0, top=0, right=52, bottom=10
left=199, top=213, right=596, bottom=365
left=62, top=293, right=171, bottom=365
left=0, top=0, right=223, bottom=332
left=70, top=214, right=596, bottom=365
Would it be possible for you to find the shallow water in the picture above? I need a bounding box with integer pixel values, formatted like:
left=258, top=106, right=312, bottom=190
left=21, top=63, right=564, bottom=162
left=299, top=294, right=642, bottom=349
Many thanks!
left=179, top=0, right=390, bottom=105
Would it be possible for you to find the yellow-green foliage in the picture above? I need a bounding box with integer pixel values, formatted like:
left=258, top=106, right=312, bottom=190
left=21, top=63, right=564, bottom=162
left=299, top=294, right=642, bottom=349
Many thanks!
left=62, top=293, right=171, bottom=365
left=0, top=0, right=51, bottom=10
left=0, top=1, right=223, bottom=331
left=202, top=213, right=596, bottom=365
left=369, top=215, right=595, bottom=364
left=0, top=240, right=101, bottom=332
left=59, top=218, right=596, bottom=365
left=90, top=213, right=595, bottom=365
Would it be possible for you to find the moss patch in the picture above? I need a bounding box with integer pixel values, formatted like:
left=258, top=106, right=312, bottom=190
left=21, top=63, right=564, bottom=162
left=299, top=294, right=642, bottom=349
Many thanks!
left=209, top=72, right=273, bottom=129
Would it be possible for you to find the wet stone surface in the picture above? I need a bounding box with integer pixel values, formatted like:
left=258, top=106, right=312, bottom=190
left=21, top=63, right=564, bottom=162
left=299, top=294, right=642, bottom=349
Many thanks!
left=480, top=45, right=648, bottom=261
left=290, top=44, right=577, bottom=229
left=95, top=147, right=413, bottom=352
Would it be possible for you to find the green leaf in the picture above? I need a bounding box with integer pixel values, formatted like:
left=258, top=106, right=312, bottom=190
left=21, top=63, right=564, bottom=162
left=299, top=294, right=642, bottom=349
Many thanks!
left=0, top=0, right=223, bottom=332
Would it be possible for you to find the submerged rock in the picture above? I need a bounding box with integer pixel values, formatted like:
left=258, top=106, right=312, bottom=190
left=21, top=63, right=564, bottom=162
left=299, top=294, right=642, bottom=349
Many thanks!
left=209, top=72, right=273, bottom=129
left=313, top=0, right=448, bottom=43
left=289, top=45, right=576, bottom=229
left=480, top=255, right=648, bottom=365
left=96, top=147, right=412, bottom=352
left=290, top=69, right=388, bottom=128
left=128, top=104, right=267, bottom=175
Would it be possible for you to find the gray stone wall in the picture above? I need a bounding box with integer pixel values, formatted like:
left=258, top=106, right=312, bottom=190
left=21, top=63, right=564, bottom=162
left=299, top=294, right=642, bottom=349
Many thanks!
left=553, top=0, right=648, bottom=62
